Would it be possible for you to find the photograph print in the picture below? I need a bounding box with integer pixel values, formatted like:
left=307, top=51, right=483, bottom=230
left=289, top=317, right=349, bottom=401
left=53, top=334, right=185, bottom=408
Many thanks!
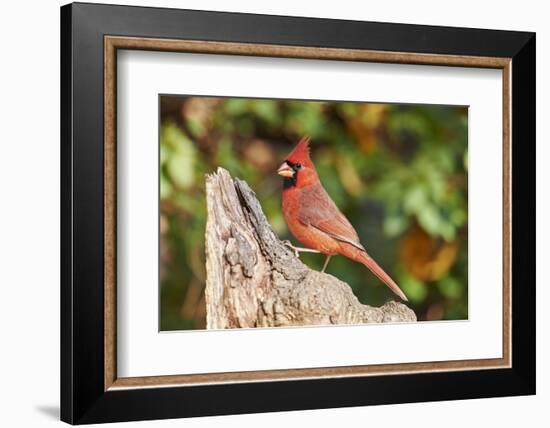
left=159, top=95, right=468, bottom=331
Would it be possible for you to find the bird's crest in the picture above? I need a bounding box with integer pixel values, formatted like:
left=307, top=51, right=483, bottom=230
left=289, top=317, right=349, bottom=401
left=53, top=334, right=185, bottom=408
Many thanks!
left=286, top=136, right=312, bottom=165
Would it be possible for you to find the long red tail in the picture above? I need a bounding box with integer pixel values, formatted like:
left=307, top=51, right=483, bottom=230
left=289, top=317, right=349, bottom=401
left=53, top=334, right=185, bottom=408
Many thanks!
left=340, top=245, right=408, bottom=301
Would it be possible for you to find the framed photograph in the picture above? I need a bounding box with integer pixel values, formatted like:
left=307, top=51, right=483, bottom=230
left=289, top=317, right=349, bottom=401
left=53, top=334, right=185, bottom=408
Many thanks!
left=61, top=2, right=535, bottom=424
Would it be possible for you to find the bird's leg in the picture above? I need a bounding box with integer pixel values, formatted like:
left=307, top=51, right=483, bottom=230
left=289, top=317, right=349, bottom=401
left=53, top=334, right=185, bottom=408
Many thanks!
left=321, top=255, right=332, bottom=273
left=282, top=240, right=321, bottom=258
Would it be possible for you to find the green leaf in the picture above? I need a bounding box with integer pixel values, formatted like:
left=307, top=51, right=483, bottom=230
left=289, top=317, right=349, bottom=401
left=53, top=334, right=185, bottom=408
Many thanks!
left=417, top=205, right=440, bottom=235
left=161, top=123, right=196, bottom=189
left=251, top=100, right=279, bottom=125
left=160, top=172, right=172, bottom=199
left=399, top=272, right=428, bottom=303
left=403, top=186, right=427, bottom=214
left=437, top=276, right=464, bottom=299
left=384, top=214, right=408, bottom=237
left=186, top=118, right=205, bottom=138
left=224, top=98, right=248, bottom=115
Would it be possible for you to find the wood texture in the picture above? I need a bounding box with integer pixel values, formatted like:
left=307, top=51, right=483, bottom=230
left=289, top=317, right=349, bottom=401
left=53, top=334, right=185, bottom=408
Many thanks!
left=106, top=36, right=510, bottom=68
left=104, top=35, right=117, bottom=390
left=103, top=36, right=512, bottom=390
left=502, top=62, right=512, bottom=364
left=205, top=168, right=416, bottom=328
left=111, top=355, right=506, bottom=389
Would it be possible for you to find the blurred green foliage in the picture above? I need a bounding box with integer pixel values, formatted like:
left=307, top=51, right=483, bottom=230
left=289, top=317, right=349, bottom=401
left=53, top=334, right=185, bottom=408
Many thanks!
left=160, top=96, right=468, bottom=330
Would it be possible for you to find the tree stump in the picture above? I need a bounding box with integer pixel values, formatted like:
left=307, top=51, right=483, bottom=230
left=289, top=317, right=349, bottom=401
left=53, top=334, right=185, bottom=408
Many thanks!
left=205, top=167, right=416, bottom=329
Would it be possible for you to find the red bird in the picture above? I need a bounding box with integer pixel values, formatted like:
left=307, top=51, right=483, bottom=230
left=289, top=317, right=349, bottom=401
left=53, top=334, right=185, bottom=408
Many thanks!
left=277, top=136, right=408, bottom=301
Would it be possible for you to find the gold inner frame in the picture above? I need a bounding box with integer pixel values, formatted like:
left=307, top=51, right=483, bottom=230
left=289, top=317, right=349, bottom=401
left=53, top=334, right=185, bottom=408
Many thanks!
left=104, top=35, right=512, bottom=391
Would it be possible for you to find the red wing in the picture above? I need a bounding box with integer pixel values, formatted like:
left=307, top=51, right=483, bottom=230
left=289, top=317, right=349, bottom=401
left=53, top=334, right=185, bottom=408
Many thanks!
left=297, top=184, right=365, bottom=251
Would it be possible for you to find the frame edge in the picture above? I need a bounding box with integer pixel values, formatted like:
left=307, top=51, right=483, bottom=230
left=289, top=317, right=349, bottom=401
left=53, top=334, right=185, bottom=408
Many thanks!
left=63, top=3, right=536, bottom=422
left=510, top=32, right=536, bottom=394
left=60, top=2, right=74, bottom=425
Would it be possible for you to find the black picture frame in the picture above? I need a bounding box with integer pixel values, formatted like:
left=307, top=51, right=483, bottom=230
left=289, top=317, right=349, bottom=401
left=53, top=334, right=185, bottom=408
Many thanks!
left=61, top=2, right=535, bottom=424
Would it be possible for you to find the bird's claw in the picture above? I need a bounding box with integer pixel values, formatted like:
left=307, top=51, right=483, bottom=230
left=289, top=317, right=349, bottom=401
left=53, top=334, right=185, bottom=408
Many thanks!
left=282, top=240, right=300, bottom=258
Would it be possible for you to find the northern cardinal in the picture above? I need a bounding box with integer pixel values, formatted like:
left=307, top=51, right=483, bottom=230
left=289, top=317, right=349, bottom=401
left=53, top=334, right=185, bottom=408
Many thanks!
left=277, top=136, right=408, bottom=301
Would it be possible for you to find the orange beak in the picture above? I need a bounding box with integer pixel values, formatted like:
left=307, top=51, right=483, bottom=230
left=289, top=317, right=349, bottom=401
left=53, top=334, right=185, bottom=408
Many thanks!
left=277, top=162, right=294, bottom=178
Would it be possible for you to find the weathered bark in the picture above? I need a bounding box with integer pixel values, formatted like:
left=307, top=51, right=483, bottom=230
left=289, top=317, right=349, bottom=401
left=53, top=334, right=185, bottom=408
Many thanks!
left=205, top=167, right=416, bottom=329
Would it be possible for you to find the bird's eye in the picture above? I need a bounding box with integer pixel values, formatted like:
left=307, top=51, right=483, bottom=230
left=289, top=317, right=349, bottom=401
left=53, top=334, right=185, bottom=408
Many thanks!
left=295, top=163, right=302, bottom=170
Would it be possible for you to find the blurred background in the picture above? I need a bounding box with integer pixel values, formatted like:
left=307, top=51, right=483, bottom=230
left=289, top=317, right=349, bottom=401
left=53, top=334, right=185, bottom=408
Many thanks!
left=159, top=95, right=468, bottom=330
